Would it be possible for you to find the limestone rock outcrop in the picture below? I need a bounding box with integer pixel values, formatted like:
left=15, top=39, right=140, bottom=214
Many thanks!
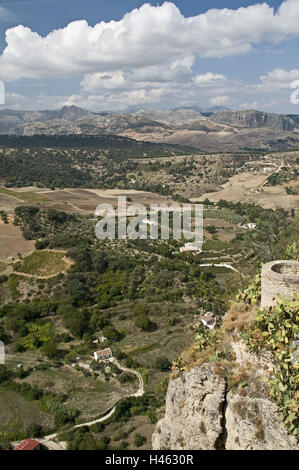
left=152, top=364, right=226, bottom=450
left=209, top=110, right=296, bottom=131
left=152, top=348, right=298, bottom=450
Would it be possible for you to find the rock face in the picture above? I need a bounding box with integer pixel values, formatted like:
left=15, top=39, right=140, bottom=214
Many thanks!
left=152, top=357, right=298, bottom=450
left=152, top=364, right=226, bottom=450
left=132, top=109, right=205, bottom=125
left=225, top=393, right=298, bottom=450
left=209, top=110, right=296, bottom=131
left=0, top=106, right=96, bottom=134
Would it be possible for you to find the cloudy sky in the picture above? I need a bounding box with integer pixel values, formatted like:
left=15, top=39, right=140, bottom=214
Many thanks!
left=0, top=0, right=298, bottom=113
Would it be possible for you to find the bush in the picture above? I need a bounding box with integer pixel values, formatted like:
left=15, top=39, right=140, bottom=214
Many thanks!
left=134, top=315, right=156, bottom=332
left=133, top=433, right=146, bottom=448
left=151, top=356, right=171, bottom=371
left=42, top=341, right=58, bottom=359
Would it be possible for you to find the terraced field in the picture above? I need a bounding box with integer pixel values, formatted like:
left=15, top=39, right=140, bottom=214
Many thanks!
left=14, top=250, right=70, bottom=278
left=0, top=387, right=54, bottom=440
left=18, top=366, right=133, bottom=422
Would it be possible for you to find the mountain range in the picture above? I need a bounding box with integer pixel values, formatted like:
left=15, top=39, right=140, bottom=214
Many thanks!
left=0, top=105, right=298, bottom=151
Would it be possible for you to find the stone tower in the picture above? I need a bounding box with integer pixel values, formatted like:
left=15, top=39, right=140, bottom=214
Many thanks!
left=261, top=260, right=299, bottom=308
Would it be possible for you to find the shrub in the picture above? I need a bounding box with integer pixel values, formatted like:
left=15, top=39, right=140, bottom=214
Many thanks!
left=134, top=315, right=156, bottom=332
left=151, top=357, right=171, bottom=371
left=133, top=433, right=146, bottom=448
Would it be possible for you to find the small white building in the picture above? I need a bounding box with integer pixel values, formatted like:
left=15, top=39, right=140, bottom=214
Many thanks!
left=247, top=223, right=257, bottom=230
left=180, top=243, right=202, bottom=254
left=94, top=348, right=113, bottom=361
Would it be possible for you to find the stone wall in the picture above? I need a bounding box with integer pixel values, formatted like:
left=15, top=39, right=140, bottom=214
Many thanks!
left=261, top=260, right=299, bottom=308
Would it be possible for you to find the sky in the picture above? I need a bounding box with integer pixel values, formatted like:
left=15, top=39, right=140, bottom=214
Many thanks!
left=0, top=0, right=298, bottom=113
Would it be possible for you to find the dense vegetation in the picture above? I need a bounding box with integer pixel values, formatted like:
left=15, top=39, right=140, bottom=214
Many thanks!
left=0, top=135, right=191, bottom=187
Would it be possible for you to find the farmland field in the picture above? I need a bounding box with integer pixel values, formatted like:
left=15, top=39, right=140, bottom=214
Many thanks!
left=14, top=250, right=69, bottom=277
left=0, top=387, right=54, bottom=440
left=0, top=222, right=35, bottom=261
left=18, top=366, right=134, bottom=422
left=196, top=171, right=299, bottom=210
left=0, top=188, right=49, bottom=203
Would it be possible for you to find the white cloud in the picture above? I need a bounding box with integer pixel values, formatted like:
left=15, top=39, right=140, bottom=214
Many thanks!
left=210, top=95, right=230, bottom=106
left=81, top=56, right=195, bottom=93
left=0, top=1, right=299, bottom=81
left=1, top=2, right=299, bottom=113
left=260, top=68, right=299, bottom=90
left=193, top=73, right=227, bottom=87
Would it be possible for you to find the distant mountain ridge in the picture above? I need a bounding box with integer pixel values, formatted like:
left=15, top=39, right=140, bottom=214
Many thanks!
left=210, top=109, right=297, bottom=131
left=132, top=108, right=206, bottom=125
left=0, top=105, right=299, bottom=151
left=0, top=105, right=95, bottom=134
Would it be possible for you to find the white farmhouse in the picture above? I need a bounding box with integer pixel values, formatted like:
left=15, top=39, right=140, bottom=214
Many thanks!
left=94, top=348, right=113, bottom=361
left=180, top=243, right=202, bottom=254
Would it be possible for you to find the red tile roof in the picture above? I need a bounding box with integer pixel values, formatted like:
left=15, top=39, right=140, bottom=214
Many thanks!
left=14, top=439, right=41, bottom=451
left=95, top=347, right=112, bottom=358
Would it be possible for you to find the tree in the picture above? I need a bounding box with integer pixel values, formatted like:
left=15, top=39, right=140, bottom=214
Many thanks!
left=134, top=315, right=156, bottom=332
left=62, top=307, right=89, bottom=338
left=20, top=323, right=55, bottom=350
left=97, top=435, right=110, bottom=450
left=93, top=251, right=109, bottom=273
left=0, top=324, right=6, bottom=342
left=206, top=225, right=217, bottom=234
left=0, top=366, right=11, bottom=383
left=102, top=325, right=123, bottom=341
left=42, top=340, right=58, bottom=359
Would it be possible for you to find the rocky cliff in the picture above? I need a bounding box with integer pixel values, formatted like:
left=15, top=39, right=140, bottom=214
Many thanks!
left=152, top=340, right=299, bottom=450
left=132, top=108, right=205, bottom=125
left=209, top=109, right=296, bottom=131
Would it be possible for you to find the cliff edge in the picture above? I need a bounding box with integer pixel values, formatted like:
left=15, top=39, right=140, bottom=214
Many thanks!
left=152, top=347, right=298, bottom=450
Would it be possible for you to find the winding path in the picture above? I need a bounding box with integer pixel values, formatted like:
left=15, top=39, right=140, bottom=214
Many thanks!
left=199, top=262, right=244, bottom=277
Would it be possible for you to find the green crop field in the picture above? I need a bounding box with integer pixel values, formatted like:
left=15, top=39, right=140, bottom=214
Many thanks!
left=15, top=251, right=67, bottom=277
left=0, top=188, right=49, bottom=203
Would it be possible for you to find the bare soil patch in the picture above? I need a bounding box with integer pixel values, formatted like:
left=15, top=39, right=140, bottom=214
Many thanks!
left=194, top=172, right=299, bottom=210
left=0, top=221, right=35, bottom=261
